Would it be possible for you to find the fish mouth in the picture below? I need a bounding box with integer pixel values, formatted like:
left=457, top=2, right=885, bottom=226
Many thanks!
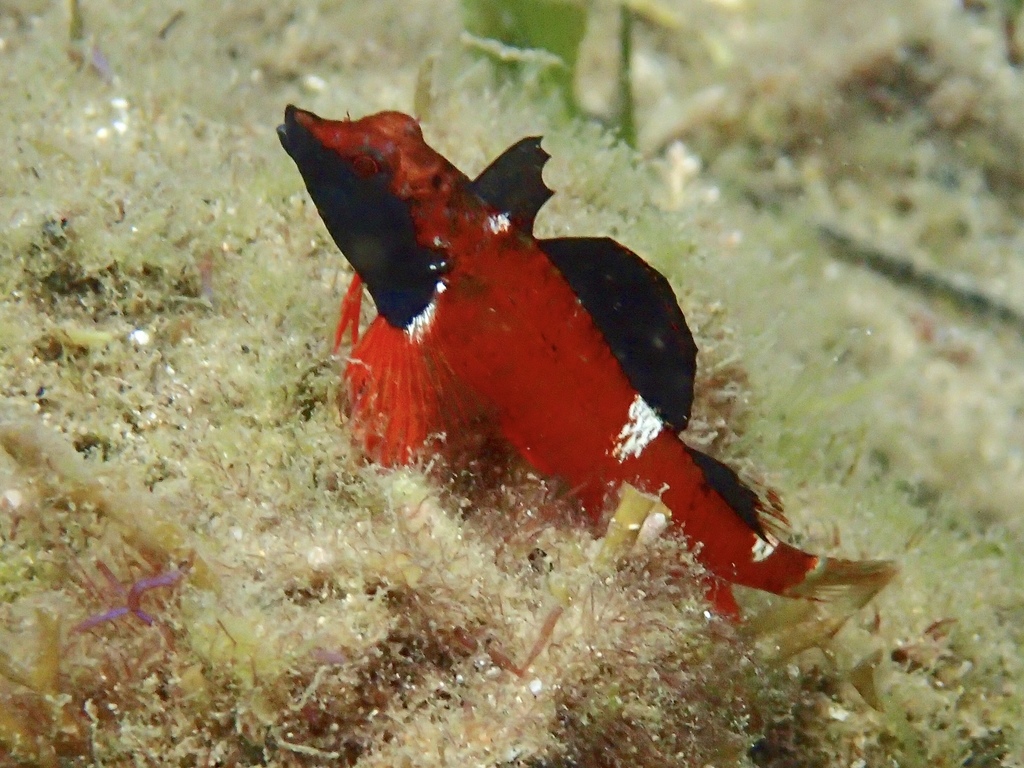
left=276, top=104, right=305, bottom=157
left=277, top=104, right=354, bottom=188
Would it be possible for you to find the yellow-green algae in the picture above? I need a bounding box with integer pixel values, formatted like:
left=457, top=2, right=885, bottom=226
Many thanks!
left=1, top=0, right=1023, bottom=766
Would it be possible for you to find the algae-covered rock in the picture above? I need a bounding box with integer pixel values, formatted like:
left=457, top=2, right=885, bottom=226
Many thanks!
left=1, top=1, right=1022, bottom=766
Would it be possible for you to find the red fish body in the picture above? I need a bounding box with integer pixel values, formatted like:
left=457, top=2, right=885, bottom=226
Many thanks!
left=278, top=107, right=894, bottom=616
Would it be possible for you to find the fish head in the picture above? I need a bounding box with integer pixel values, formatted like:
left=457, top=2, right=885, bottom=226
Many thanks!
left=278, top=105, right=449, bottom=328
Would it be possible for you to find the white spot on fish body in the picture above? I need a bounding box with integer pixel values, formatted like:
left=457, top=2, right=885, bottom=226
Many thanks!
left=404, top=282, right=447, bottom=342
left=486, top=212, right=511, bottom=234
left=612, top=394, right=663, bottom=461
left=406, top=299, right=437, bottom=343
left=751, top=533, right=779, bottom=562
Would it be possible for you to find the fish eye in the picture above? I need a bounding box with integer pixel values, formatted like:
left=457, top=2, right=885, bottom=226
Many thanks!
left=351, top=153, right=380, bottom=179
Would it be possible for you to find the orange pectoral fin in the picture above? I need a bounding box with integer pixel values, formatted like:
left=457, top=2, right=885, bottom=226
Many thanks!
left=334, top=275, right=364, bottom=352
left=344, top=316, right=477, bottom=465
left=702, top=576, right=742, bottom=620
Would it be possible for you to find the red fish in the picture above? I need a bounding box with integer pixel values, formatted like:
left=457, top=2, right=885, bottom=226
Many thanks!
left=278, top=106, right=895, bottom=617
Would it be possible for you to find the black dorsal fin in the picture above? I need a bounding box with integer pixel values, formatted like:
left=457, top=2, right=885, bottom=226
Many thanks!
left=470, top=137, right=553, bottom=234
left=539, top=237, right=698, bottom=430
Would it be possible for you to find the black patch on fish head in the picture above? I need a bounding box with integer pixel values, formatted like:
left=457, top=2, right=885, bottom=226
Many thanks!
left=278, top=105, right=449, bottom=329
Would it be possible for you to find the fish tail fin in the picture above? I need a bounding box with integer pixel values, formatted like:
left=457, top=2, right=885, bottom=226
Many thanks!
left=783, top=555, right=898, bottom=610
left=334, top=275, right=364, bottom=353
left=743, top=557, right=898, bottom=655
